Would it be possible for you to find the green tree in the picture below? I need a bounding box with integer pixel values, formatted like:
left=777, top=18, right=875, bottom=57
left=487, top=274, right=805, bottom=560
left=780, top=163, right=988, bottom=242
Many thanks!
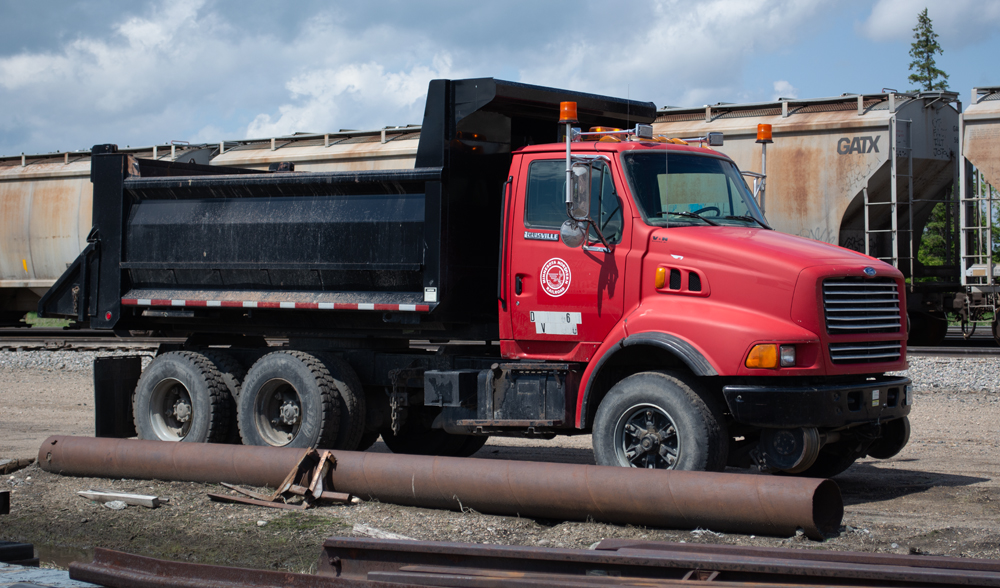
left=917, top=201, right=953, bottom=268
left=908, top=8, right=949, bottom=91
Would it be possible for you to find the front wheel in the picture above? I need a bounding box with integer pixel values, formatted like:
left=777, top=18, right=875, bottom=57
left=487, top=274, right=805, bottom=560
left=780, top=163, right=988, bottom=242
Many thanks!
left=592, top=371, right=727, bottom=471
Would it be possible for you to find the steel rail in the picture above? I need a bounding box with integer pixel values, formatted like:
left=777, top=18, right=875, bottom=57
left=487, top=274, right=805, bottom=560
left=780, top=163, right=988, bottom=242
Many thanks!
left=67, top=540, right=1000, bottom=588
left=69, top=548, right=418, bottom=588
left=38, top=435, right=842, bottom=539
left=596, top=538, right=1000, bottom=573
left=318, top=537, right=1000, bottom=587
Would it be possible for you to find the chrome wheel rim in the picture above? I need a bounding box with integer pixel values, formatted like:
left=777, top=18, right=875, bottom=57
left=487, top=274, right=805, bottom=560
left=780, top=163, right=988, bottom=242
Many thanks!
left=613, top=403, right=680, bottom=469
left=254, top=379, right=301, bottom=446
left=149, top=378, right=193, bottom=441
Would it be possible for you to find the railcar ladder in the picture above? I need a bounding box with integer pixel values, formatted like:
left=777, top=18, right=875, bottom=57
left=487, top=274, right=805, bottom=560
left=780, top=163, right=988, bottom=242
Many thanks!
left=959, top=167, right=999, bottom=326
left=958, top=88, right=1000, bottom=331
left=865, top=116, right=916, bottom=289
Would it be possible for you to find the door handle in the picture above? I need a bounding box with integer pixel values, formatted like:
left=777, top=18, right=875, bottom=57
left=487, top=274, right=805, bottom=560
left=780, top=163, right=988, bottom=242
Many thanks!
left=515, top=275, right=523, bottom=295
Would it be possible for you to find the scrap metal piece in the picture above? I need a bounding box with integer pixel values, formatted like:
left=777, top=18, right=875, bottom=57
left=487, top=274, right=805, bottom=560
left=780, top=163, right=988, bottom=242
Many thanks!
left=206, top=493, right=307, bottom=510
left=39, top=435, right=841, bottom=538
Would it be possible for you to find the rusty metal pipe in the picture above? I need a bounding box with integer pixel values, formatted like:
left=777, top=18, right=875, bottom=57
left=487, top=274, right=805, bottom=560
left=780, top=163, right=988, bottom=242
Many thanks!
left=39, top=435, right=842, bottom=539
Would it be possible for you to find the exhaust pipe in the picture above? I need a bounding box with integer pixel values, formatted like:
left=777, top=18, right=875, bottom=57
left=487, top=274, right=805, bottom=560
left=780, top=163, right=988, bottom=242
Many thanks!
left=39, top=435, right=842, bottom=539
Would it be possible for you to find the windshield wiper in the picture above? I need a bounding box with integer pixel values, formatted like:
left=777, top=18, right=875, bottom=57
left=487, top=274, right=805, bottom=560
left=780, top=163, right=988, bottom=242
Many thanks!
left=654, top=211, right=720, bottom=226
left=725, top=214, right=771, bottom=229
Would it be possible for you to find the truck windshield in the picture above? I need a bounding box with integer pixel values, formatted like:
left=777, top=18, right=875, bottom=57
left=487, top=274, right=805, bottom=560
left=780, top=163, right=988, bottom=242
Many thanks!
left=621, top=151, right=768, bottom=228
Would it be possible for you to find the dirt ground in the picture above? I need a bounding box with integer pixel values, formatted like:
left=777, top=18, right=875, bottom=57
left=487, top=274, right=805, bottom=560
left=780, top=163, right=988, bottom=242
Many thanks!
left=2, top=356, right=1000, bottom=572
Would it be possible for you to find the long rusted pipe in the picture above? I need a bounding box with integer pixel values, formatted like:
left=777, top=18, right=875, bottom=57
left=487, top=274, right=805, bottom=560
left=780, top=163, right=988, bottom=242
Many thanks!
left=39, top=435, right=842, bottom=539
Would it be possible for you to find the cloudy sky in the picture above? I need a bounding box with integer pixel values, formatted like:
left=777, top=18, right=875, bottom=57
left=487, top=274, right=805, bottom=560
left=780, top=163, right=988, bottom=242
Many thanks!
left=1, top=0, right=997, bottom=156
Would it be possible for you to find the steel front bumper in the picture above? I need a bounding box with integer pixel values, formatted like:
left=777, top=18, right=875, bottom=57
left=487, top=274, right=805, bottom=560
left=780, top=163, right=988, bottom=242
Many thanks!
left=722, top=376, right=912, bottom=428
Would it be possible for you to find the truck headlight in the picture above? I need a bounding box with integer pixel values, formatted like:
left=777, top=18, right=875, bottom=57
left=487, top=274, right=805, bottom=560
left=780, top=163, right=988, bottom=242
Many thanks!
left=779, top=345, right=796, bottom=367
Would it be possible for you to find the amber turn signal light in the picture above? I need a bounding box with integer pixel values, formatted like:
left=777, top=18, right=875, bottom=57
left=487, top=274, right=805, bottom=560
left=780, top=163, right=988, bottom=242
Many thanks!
left=654, top=267, right=666, bottom=289
left=746, top=343, right=778, bottom=369
left=559, top=101, right=578, bottom=124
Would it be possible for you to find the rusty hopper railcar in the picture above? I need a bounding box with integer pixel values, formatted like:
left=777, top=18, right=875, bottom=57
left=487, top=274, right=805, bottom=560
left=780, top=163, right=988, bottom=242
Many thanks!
left=958, top=86, right=1000, bottom=341
left=653, top=92, right=961, bottom=345
left=0, top=132, right=424, bottom=327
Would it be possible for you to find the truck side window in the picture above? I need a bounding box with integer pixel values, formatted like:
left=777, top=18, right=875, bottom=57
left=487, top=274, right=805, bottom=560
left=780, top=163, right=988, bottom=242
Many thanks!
left=524, top=160, right=568, bottom=229
left=524, top=160, right=622, bottom=244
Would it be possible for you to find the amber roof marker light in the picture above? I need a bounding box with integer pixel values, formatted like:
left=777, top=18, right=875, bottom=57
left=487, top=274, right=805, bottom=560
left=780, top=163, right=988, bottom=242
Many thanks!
left=559, top=101, right=579, bottom=124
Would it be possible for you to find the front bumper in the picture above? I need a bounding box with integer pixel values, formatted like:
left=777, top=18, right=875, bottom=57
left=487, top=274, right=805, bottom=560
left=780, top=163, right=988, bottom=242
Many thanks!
left=722, top=376, right=911, bottom=428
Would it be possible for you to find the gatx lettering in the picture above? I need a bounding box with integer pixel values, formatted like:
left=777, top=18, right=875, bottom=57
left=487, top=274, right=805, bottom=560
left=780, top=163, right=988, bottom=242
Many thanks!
left=837, top=136, right=880, bottom=155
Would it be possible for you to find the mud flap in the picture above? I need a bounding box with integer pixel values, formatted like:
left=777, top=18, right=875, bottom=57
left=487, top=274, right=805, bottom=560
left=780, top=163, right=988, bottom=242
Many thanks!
left=94, top=356, right=141, bottom=438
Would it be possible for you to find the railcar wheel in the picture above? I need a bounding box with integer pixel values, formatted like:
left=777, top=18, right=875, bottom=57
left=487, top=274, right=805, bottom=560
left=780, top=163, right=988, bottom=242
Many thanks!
left=593, top=371, right=727, bottom=471
left=238, top=351, right=340, bottom=449
left=134, top=351, right=232, bottom=443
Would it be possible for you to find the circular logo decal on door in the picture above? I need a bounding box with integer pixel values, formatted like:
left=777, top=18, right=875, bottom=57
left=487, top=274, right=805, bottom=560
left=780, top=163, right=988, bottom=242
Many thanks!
left=540, top=258, right=572, bottom=297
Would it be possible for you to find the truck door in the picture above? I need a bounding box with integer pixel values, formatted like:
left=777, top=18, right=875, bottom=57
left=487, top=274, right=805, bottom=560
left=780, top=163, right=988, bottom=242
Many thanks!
left=506, top=155, right=630, bottom=351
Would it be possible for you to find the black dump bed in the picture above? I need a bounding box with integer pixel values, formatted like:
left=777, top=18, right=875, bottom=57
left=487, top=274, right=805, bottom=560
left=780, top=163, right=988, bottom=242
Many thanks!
left=40, top=78, right=655, bottom=340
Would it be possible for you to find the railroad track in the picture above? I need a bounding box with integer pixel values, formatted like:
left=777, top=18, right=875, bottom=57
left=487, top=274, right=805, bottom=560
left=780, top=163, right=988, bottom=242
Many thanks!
left=69, top=537, right=1000, bottom=588
left=0, top=328, right=177, bottom=351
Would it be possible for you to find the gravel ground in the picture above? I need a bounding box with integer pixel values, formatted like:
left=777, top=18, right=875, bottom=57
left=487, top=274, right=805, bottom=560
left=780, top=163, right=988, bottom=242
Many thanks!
left=1, top=350, right=1000, bottom=571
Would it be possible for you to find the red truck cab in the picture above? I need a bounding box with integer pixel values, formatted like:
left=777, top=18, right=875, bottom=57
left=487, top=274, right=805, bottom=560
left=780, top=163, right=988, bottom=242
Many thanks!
left=496, top=132, right=911, bottom=475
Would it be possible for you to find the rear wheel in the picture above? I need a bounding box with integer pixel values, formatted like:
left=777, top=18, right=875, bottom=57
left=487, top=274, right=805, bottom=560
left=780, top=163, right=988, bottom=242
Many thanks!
left=317, top=354, right=366, bottom=450
left=134, top=351, right=232, bottom=443
left=593, top=371, right=727, bottom=471
left=238, top=351, right=340, bottom=448
left=200, top=351, right=245, bottom=444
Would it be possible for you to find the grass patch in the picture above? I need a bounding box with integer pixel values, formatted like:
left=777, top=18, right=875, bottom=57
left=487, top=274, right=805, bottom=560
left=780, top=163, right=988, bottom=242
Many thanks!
left=24, top=312, right=73, bottom=328
left=265, top=512, right=348, bottom=533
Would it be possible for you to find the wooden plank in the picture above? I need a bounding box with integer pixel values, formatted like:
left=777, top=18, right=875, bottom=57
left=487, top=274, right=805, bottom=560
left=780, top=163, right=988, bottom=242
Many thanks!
left=77, top=490, right=164, bottom=508
left=206, top=493, right=306, bottom=510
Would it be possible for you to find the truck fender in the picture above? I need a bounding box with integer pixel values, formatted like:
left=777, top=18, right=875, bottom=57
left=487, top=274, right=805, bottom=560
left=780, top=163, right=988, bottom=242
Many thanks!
left=576, top=332, right=718, bottom=428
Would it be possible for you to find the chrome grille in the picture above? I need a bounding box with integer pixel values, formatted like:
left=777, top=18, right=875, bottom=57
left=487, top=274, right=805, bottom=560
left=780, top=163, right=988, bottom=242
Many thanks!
left=823, top=278, right=901, bottom=334
left=829, top=341, right=902, bottom=364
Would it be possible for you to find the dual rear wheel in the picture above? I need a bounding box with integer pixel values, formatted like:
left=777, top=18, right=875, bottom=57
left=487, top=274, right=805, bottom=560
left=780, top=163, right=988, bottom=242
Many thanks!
left=134, top=349, right=486, bottom=455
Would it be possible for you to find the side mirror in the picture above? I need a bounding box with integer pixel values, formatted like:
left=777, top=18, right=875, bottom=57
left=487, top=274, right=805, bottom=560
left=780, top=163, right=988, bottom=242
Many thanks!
left=569, top=162, right=591, bottom=220
left=707, top=132, right=724, bottom=147
left=560, top=219, right=586, bottom=247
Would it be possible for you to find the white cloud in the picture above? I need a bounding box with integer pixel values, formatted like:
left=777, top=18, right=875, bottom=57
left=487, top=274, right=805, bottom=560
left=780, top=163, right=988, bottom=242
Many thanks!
left=246, top=55, right=463, bottom=138
left=515, top=0, right=826, bottom=107
left=859, top=0, right=1000, bottom=46
left=773, top=80, right=798, bottom=100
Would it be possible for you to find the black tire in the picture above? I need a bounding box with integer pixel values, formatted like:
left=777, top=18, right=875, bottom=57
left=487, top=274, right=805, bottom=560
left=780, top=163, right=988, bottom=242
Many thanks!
left=381, top=418, right=485, bottom=457
left=381, top=425, right=453, bottom=455
left=134, top=351, right=233, bottom=443
left=356, top=431, right=381, bottom=452
left=237, top=350, right=340, bottom=449
left=592, top=371, right=728, bottom=471
left=316, top=354, right=365, bottom=451
left=200, top=351, right=246, bottom=444
left=781, top=450, right=858, bottom=478
left=454, top=435, right=489, bottom=457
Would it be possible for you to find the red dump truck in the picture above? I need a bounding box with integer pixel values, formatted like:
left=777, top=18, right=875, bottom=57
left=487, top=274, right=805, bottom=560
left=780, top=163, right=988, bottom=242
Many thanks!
left=40, top=78, right=911, bottom=476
